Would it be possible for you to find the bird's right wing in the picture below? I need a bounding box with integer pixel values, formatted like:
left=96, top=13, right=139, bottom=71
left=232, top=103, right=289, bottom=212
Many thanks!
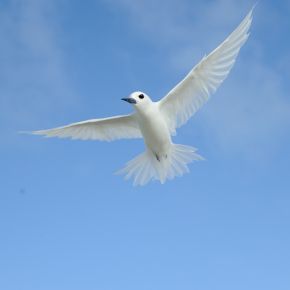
left=157, top=7, right=253, bottom=135
left=22, top=113, right=142, bottom=142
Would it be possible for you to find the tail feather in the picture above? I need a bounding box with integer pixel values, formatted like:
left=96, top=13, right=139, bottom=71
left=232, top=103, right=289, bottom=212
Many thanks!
left=115, top=144, right=204, bottom=186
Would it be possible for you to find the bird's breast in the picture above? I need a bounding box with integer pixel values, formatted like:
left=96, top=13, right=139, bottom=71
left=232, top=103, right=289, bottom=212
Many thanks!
left=134, top=105, right=172, bottom=155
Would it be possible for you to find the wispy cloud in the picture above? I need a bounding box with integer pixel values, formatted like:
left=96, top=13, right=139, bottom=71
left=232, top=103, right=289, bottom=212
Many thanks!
left=0, top=0, right=77, bottom=145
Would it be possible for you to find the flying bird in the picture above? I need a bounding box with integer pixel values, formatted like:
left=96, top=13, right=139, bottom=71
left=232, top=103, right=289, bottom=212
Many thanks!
left=23, top=8, right=254, bottom=186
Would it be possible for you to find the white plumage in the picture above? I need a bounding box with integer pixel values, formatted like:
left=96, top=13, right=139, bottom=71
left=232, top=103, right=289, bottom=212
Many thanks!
left=22, top=8, right=254, bottom=186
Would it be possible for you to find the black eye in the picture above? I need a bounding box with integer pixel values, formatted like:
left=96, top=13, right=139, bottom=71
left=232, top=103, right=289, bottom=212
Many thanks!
left=139, top=94, right=144, bottom=99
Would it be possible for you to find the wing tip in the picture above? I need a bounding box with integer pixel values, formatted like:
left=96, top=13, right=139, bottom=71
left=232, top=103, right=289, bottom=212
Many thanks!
left=17, top=131, right=40, bottom=135
left=252, top=1, right=259, bottom=11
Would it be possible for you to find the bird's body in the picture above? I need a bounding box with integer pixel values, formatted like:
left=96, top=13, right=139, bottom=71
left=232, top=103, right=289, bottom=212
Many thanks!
left=21, top=8, right=254, bottom=185
left=133, top=96, right=171, bottom=159
left=116, top=92, right=204, bottom=185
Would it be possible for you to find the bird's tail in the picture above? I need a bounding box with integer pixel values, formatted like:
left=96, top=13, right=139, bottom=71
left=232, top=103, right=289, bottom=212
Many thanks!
left=114, top=144, right=204, bottom=186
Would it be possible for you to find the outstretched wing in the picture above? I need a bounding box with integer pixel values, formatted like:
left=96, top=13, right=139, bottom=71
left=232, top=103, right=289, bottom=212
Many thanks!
left=157, top=8, right=253, bottom=135
left=22, top=113, right=142, bottom=141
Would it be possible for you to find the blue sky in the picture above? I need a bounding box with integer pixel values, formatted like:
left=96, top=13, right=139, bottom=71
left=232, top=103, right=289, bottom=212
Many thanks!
left=1, top=0, right=290, bottom=289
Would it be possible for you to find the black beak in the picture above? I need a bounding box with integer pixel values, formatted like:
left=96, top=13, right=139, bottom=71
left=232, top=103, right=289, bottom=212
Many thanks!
left=122, top=98, right=136, bottom=104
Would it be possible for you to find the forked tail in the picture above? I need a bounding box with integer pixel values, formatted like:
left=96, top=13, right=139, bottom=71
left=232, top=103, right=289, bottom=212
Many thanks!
left=115, top=144, right=204, bottom=186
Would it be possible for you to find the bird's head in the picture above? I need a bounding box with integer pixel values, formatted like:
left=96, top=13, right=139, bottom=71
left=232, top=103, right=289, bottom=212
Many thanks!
left=122, top=92, right=152, bottom=111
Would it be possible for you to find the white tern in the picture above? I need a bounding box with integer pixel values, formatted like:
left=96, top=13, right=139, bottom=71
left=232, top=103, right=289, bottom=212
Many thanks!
left=23, top=8, right=254, bottom=186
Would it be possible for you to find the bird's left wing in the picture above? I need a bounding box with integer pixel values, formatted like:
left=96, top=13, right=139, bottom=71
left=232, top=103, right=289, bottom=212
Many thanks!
left=157, top=8, right=253, bottom=135
left=22, top=113, right=142, bottom=141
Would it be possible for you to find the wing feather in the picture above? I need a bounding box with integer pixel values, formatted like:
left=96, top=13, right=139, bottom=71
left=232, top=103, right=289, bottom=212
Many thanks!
left=157, top=8, right=254, bottom=135
left=21, top=113, right=142, bottom=142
